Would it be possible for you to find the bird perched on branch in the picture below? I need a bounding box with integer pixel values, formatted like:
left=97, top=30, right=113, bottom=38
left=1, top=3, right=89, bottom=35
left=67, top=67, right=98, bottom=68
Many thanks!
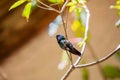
left=56, top=34, right=81, bottom=56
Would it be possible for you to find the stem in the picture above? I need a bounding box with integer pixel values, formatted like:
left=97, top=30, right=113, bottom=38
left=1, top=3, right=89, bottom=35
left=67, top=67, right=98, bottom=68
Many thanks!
left=61, top=5, right=90, bottom=80
left=37, top=0, right=69, bottom=14
left=74, top=5, right=90, bottom=66
left=75, top=44, right=120, bottom=68
left=37, top=0, right=60, bottom=13
left=61, top=14, right=68, bottom=39
left=61, top=65, right=75, bottom=80
left=59, top=0, right=69, bottom=13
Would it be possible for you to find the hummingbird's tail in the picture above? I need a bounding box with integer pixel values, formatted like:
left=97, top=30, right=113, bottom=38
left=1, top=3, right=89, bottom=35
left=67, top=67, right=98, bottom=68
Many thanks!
left=69, top=48, right=81, bottom=56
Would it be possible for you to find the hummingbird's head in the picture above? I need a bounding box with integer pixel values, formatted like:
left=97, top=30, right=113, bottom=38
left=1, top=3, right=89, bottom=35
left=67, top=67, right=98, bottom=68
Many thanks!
left=56, top=34, right=65, bottom=41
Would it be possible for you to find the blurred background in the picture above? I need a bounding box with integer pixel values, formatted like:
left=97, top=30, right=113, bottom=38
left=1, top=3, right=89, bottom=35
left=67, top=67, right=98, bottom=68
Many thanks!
left=0, top=0, right=120, bottom=80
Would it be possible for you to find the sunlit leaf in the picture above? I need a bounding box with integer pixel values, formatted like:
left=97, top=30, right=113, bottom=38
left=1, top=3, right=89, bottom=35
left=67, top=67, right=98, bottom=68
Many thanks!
left=22, top=2, right=32, bottom=21
left=115, top=19, right=120, bottom=28
left=102, top=65, right=120, bottom=79
left=71, top=20, right=85, bottom=38
left=9, top=0, right=26, bottom=11
left=82, top=68, right=89, bottom=80
left=67, top=2, right=75, bottom=6
left=117, top=0, right=120, bottom=5
left=71, top=0, right=77, bottom=4
left=48, top=15, right=62, bottom=36
left=118, top=10, right=120, bottom=15
left=58, top=50, right=70, bottom=70
left=69, top=6, right=76, bottom=12
left=77, top=0, right=86, bottom=4
left=48, top=0, right=64, bottom=4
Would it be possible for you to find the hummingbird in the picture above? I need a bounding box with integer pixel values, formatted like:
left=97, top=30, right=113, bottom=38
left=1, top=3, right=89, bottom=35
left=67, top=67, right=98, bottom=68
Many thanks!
left=56, top=34, right=81, bottom=56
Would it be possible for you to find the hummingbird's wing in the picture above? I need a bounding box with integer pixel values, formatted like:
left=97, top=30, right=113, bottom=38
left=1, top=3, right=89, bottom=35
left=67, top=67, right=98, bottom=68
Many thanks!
left=63, top=40, right=81, bottom=56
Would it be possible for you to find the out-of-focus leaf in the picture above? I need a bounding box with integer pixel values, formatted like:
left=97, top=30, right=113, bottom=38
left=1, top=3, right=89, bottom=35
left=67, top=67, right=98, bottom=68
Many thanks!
left=118, top=10, right=120, bottom=16
left=48, top=0, right=64, bottom=4
left=67, top=2, right=75, bottom=6
left=58, top=50, right=70, bottom=70
left=69, top=5, right=76, bottom=12
left=48, top=15, right=62, bottom=36
left=9, top=0, right=26, bottom=11
left=22, top=2, right=32, bottom=21
left=114, top=5, right=120, bottom=9
left=116, top=0, right=120, bottom=5
left=115, top=19, right=120, bottom=28
left=82, top=68, right=89, bottom=80
left=31, top=0, right=37, bottom=7
left=115, top=51, right=120, bottom=60
left=102, top=65, right=120, bottom=79
left=78, top=0, right=86, bottom=4
left=71, top=20, right=85, bottom=38
left=80, top=9, right=87, bottom=26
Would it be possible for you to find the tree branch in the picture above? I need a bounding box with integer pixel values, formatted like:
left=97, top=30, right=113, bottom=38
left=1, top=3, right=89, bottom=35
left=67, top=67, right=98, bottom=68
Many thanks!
left=37, top=0, right=69, bottom=14
left=75, top=44, right=120, bottom=68
left=60, top=4, right=90, bottom=80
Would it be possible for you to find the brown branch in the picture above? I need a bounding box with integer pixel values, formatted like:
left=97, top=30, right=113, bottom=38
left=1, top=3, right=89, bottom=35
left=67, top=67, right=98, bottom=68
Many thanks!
left=75, top=44, right=120, bottom=68
left=61, top=65, right=75, bottom=80
left=37, top=0, right=69, bottom=13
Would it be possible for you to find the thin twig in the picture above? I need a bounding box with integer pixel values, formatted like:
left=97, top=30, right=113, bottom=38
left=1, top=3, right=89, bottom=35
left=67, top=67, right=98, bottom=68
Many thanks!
left=36, top=4, right=50, bottom=10
left=61, top=65, right=75, bottom=80
left=75, top=44, right=120, bottom=68
left=61, top=5, right=90, bottom=80
left=59, top=0, right=69, bottom=13
left=37, top=0, right=60, bottom=13
left=37, top=0, right=69, bottom=13
left=49, top=3, right=59, bottom=7
left=61, top=14, right=68, bottom=39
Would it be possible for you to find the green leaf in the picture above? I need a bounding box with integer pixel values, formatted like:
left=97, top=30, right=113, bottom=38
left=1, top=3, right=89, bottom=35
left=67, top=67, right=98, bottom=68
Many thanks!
left=115, top=50, right=120, bottom=60
left=9, top=0, right=26, bottom=11
left=114, top=5, right=120, bottom=9
left=102, top=65, right=120, bottom=79
left=69, top=6, right=76, bottom=12
left=67, top=2, right=75, bottom=6
left=77, top=0, right=86, bottom=4
left=22, top=2, right=32, bottom=21
left=82, top=68, right=89, bottom=80
left=71, top=20, right=85, bottom=38
left=116, top=0, right=120, bottom=5
left=48, top=0, right=64, bottom=4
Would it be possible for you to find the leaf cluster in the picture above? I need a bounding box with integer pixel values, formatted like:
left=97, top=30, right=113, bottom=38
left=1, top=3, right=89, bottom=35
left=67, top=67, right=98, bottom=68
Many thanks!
left=9, top=0, right=37, bottom=21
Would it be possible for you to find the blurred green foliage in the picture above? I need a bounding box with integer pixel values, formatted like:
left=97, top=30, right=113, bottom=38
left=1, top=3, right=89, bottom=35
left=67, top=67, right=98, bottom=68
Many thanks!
left=82, top=67, right=89, bottom=80
left=102, top=65, right=120, bottom=79
left=115, top=51, right=120, bottom=60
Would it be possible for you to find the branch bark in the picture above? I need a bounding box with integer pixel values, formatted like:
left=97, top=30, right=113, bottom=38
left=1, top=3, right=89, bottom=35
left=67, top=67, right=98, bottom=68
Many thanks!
left=75, top=44, right=120, bottom=68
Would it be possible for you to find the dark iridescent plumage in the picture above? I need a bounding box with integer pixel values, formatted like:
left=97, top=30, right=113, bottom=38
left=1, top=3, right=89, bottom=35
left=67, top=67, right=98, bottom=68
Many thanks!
left=56, top=34, right=81, bottom=56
